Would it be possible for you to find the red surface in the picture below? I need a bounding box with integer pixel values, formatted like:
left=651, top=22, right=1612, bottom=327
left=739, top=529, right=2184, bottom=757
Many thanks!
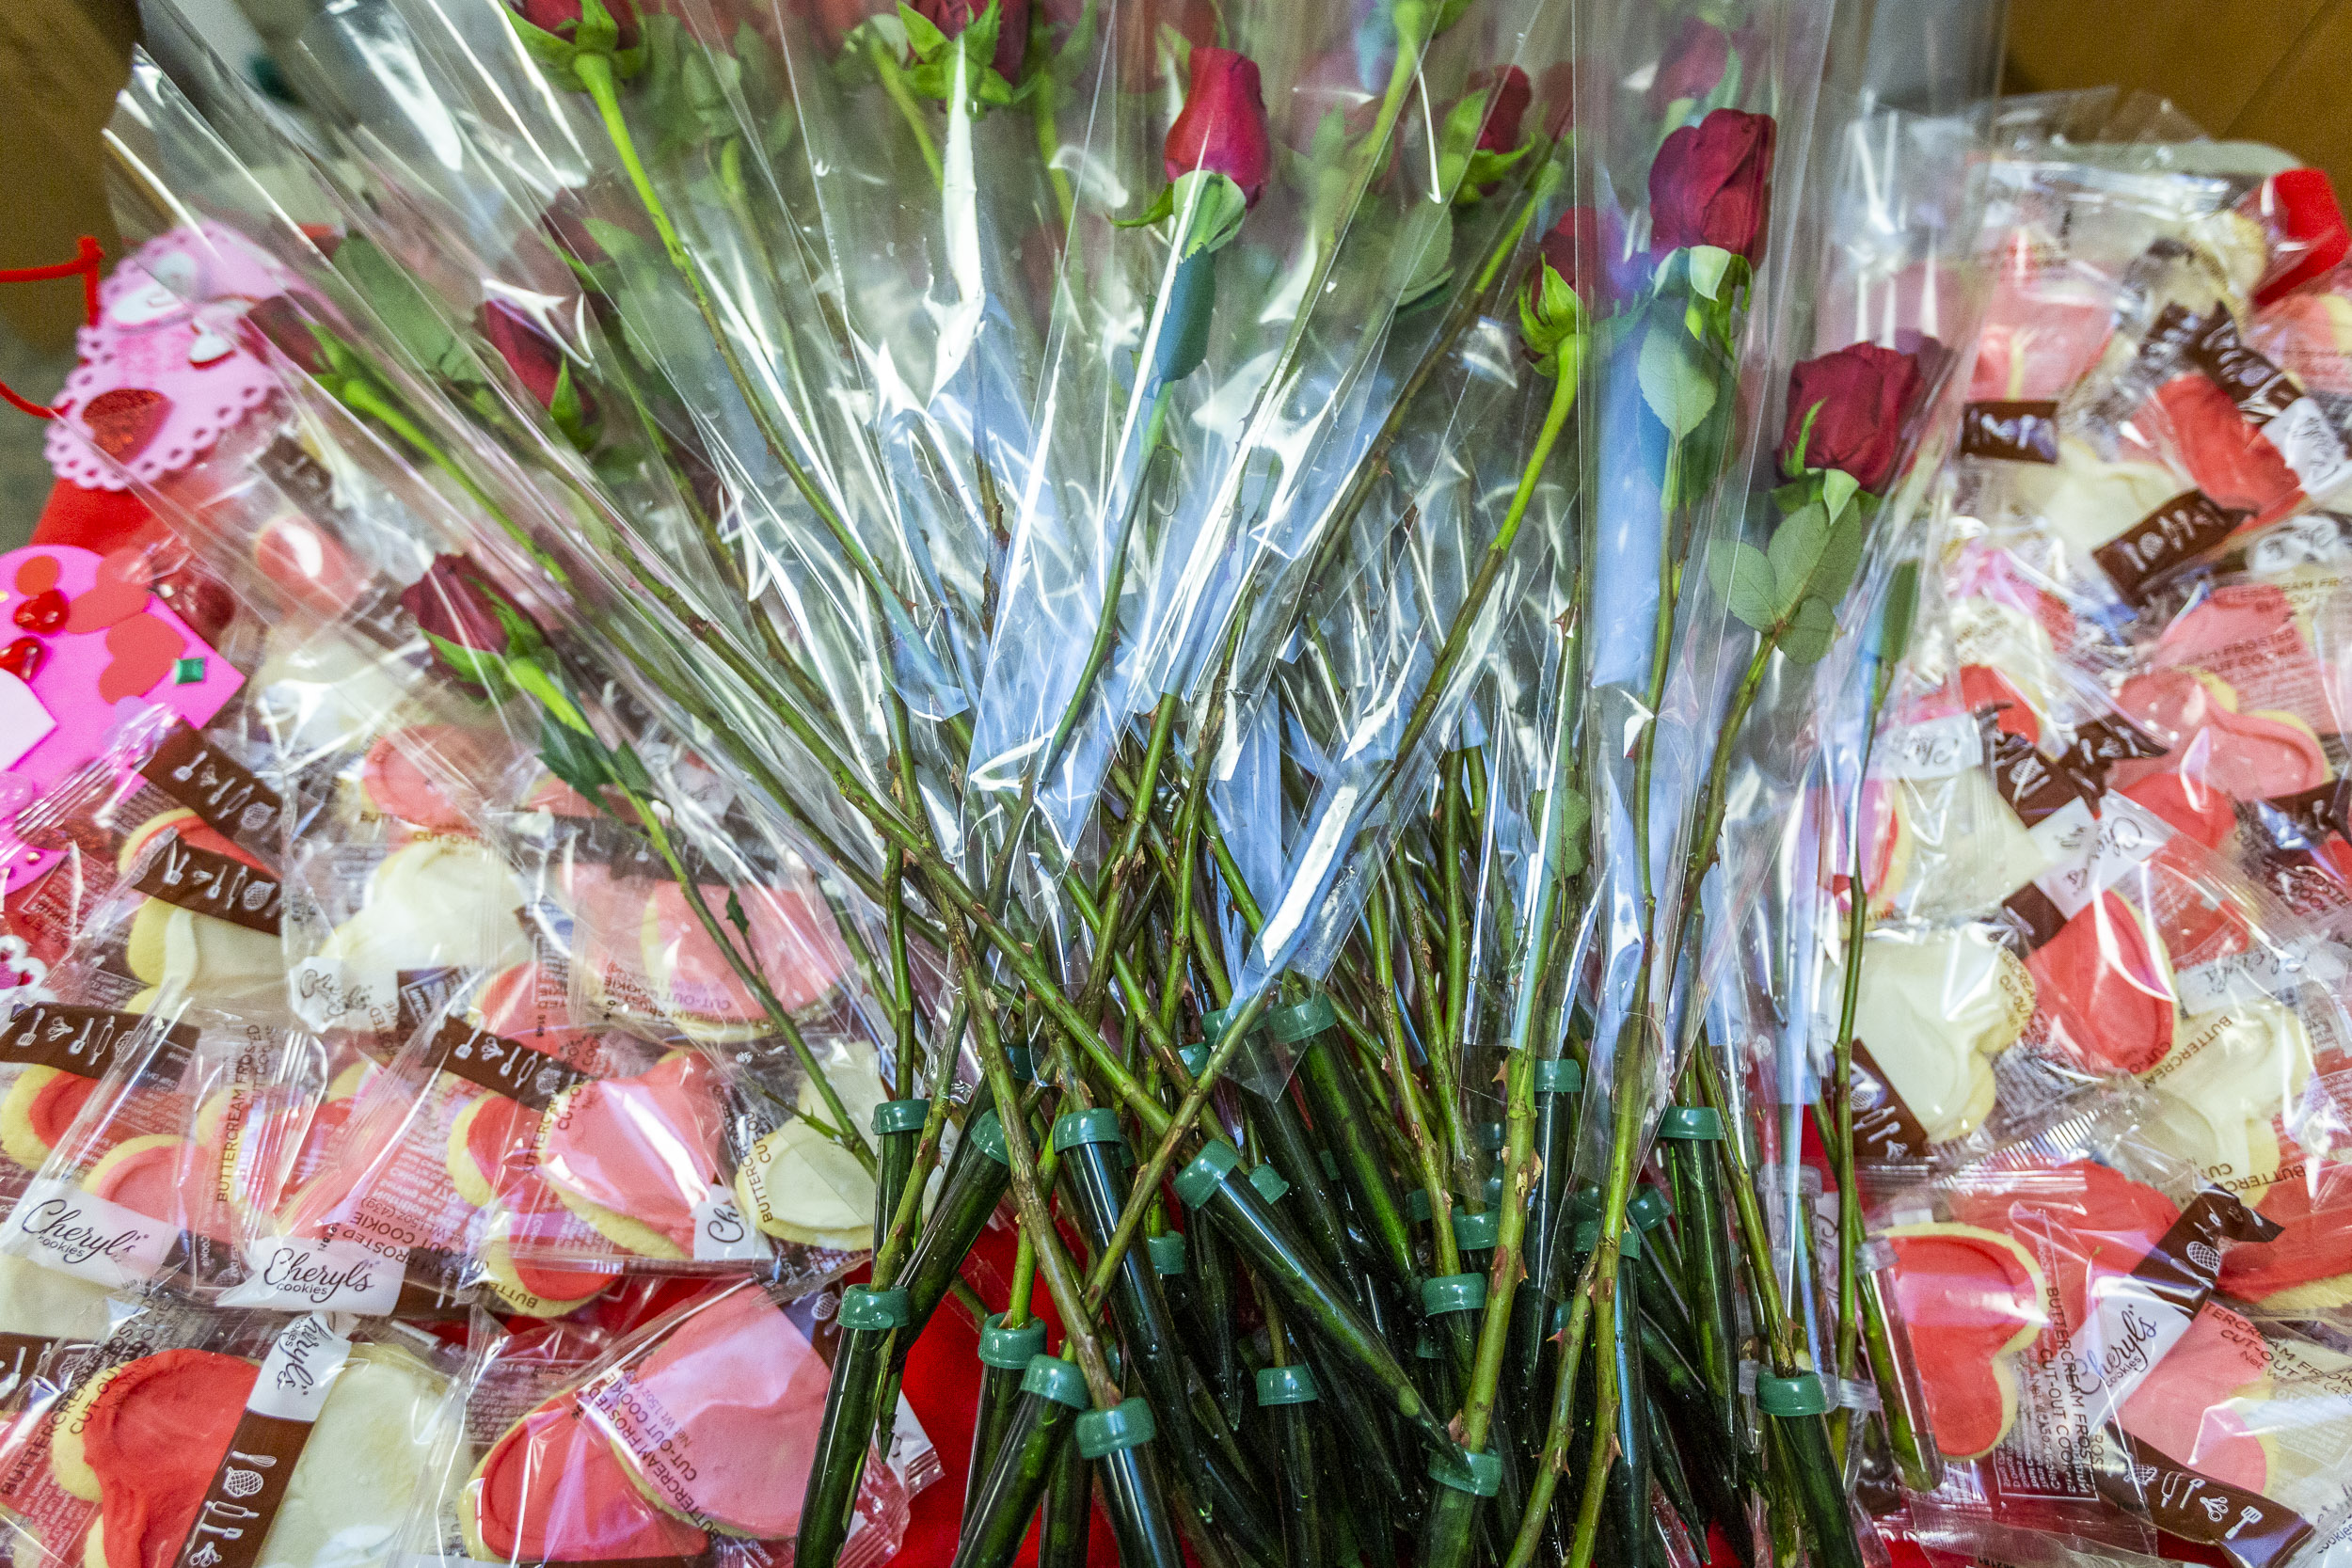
left=891, top=1219, right=1121, bottom=1567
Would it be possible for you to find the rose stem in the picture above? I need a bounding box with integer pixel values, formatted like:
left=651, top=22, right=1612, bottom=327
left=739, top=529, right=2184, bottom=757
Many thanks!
left=572, top=54, right=924, bottom=638
left=863, top=36, right=943, bottom=186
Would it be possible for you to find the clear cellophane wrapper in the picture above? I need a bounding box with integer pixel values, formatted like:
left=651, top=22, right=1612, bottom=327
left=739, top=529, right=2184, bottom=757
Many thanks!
left=0, top=812, right=342, bottom=1298
left=0, top=1293, right=468, bottom=1568
left=1876, top=1114, right=2352, bottom=1568
left=413, top=1278, right=932, bottom=1568
left=246, top=766, right=882, bottom=1318
left=1961, top=113, right=2352, bottom=619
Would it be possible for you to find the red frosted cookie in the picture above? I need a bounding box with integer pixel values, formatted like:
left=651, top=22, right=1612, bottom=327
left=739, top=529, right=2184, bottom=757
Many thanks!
left=64, top=1348, right=257, bottom=1568
left=465, top=1393, right=707, bottom=1564
left=2118, top=1302, right=2271, bottom=1493
left=2026, top=893, right=2177, bottom=1076
left=1883, top=1223, right=2046, bottom=1458
left=538, top=1053, right=727, bottom=1260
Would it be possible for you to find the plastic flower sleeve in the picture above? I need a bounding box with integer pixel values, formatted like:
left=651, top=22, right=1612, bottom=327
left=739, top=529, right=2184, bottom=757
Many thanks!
left=965, top=0, right=1581, bottom=890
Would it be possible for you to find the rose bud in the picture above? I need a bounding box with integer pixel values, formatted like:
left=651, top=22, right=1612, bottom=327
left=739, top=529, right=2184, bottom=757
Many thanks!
left=1470, top=65, right=1532, bottom=153
left=1537, top=205, right=1618, bottom=309
left=1536, top=59, right=1578, bottom=138
left=1647, top=18, right=1729, bottom=115
left=511, top=0, right=641, bottom=51
left=1166, top=47, right=1274, bottom=207
left=241, top=295, right=334, bottom=379
left=1649, top=107, right=1775, bottom=262
left=478, top=300, right=597, bottom=444
left=402, top=554, right=537, bottom=691
left=1779, top=341, right=1925, bottom=493
left=910, top=0, right=1031, bottom=82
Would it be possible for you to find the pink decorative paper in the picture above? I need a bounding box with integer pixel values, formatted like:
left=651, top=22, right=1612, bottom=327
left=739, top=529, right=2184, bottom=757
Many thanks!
left=0, top=544, right=246, bottom=893
left=45, top=225, right=293, bottom=491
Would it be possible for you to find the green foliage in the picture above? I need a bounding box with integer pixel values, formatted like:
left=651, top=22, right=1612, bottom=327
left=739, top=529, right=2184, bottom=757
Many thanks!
left=638, top=15, right=743, bottom=154
left=1637, top=319, right=1716, bottom=438
left=900, top=0, right=1017, bottom=106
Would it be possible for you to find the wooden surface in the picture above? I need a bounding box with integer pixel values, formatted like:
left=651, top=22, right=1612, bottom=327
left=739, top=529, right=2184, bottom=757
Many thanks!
left=2005, top=0, right=2352, bottom=188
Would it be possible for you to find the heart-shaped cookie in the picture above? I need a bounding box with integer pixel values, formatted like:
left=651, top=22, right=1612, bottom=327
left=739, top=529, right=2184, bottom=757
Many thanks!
left=1884, top=1223, right=2047, bottom=1458
left=2118, top=1302, right=2272, bottom=1493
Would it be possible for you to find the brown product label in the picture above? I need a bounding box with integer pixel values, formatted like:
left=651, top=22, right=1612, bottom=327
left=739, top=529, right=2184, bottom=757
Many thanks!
left=393, top=969, right=463, bottom=1038
left=171, top=1411, right=309, bottom=1568
left=2000, top=882, right=2070, bottom=953
left=1982, top=721, right=2087, bottom=827
left=1961, top=401, right=2062, bottom=463
left=2126, top=1187, right=2282, bottom=1311
left=138, top=727, right=284, bottom=850
left=0, top=1005, right=196, bottom=1084
left=131, top=840, right=281, bottom=936
left=2242, top=784, right=2352, bottom=851
left=2093, top=491, right=2253, bottom=604
left=1849, top=1041, right=1933, bottom=1161
left=426, top=1020, right=592, bottom=1114
left=2107, top=1433, right=2312, bottom=1568
left=2186, top=315, right=2303, bottom=428
left=0, top=1334, right=55, bottom=1391
left=2060, top=717, right=2170, bottom=795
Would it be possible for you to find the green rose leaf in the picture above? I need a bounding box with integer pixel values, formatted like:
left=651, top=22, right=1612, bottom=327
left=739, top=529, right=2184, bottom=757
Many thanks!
left=537, top=706, right=620, bottom=808
left=1779, top=597, right=1838, bottom=664
left=423, top=629, right=515, bottom=697
left=1708, top=540, right=1776, bottom=631
left=1808, top=511, right=1867, bottom=610
left=336, top=235, right=463, bottom=375
left=1638, top=321, right=1717, bottom=439
left=1393, top=199, right=1454, bottom=312
left=1552, top=784, right=1591, bottom=879
left=1765, top=500, right=1830, bottom=623
left=1869, top=560, right=1921, bottom=671
left=1114, top=182, right=1178, bottom=230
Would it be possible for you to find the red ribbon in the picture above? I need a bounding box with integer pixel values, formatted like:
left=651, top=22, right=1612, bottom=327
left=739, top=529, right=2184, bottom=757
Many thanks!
left=0, top=236, right=105, bottom=420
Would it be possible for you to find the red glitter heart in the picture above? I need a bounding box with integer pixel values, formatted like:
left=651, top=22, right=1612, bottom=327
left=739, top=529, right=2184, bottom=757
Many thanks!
left=79, top=387, right=171, bottom=461
left=0, top=637, right=42, bottom=682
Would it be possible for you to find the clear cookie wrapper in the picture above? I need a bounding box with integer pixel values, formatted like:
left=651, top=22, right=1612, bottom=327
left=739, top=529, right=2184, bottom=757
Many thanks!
left=1878, top=1118, right=2352, bottom=1568
left=410, top=1277, right=934, bottom=1568
left=0, top=1295, right=468, bottom=1568
left=1844, top=649, right=2352, bottom=1196
left=1964, top=149, right=2352, bottom=610
left=246, top=906, right=866, bottom=1321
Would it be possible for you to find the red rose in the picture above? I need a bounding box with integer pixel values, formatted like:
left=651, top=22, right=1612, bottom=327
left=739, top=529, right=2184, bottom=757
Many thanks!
left=1779, top=341, right=1925, bottom=493
left=540, top=191, right=610, bottom=270
left=1469, top=65, right=1532, bottom=153
left=1536, top=206, right=1619, bottom=308
left=1165, top=48, right=1273, bottom=207
left=1536, top=59, right=1578, bottom=139
left=909, top=0, right=1030, bottom=81
left=241, top=295, right=332, bottom=378
left=1649, top=107, right=1774, bottom=262
left=796, top=0, right=891, bottom=46
left=477, top=301, right=594, bottom=431
left=1647, top=18, right=1728, bottom=114
left=402, top=554, right=519, bottom=659
left=512, top=0, right=640, bottom=51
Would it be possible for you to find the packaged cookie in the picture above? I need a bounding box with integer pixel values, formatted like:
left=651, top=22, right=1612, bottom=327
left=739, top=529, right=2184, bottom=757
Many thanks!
left=415, top=1279, right=929, bottom=1568
left=1887, top=1122, right=2352, bottom=1568
left=0, top=1299, right=466, bottom=1568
